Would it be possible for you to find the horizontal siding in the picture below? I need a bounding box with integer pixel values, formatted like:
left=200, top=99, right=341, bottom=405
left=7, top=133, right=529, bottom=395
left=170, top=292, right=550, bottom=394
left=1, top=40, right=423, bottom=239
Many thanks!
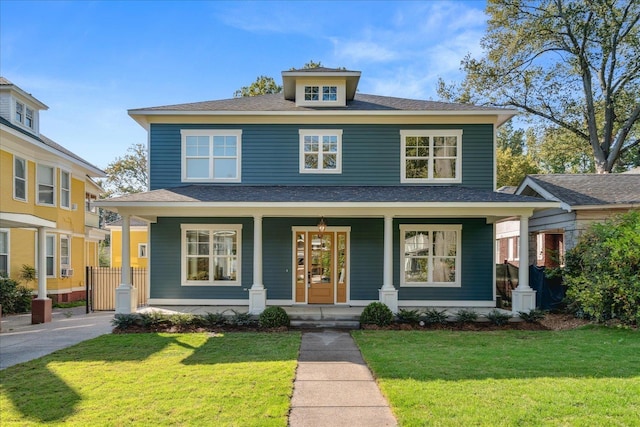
left=150, top=217, right=493, bottom=302
left=149, top=123, right=494, bottom=190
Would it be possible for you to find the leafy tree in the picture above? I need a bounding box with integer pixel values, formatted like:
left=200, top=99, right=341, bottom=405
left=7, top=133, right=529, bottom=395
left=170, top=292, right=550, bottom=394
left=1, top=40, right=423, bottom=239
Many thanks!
left=301, top=60, right=322, bottom=69
left=529, top=126, right=596, bottom=173
left=497, top=121, right=525, bottom=155
left=438, top=0, right=640, bottom=173
left=98, top=143, right=148, bottom=226
left=497, top=147, right=540, bottom=187
left=233, top=75, right=282, bottom=98
left=564, top=210, right=640, bottom=325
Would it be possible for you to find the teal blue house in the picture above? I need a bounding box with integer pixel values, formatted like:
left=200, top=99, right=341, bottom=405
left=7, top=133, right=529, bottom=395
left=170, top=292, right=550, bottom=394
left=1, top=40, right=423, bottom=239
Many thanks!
left=98, top=67, right=555, bottom=314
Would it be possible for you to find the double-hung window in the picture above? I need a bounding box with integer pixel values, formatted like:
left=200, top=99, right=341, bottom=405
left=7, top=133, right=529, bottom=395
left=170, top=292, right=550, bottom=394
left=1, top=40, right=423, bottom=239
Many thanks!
left=181, top=130, right=241, bottom=182
left=25, top=107, right=34, bottom=128
left=0, top=230, right=8, bottom=277
left=37, top=164, right=55, bottom=206
left=46, top=234, right=55, bottom=277
left=16, top=102, right=24, bottom=123
left=299, top=129, right=342, bottom=173
left=400, top=225, right=461, bottom=287
left=181, top=224, right=241, bottom=285
left=60, top=170, right=71, bottom=209
left=60, top=236, right=70, bottom=268
left=400, top=130, right=462, bottom=183
left=14, top=156, right=27, bottom=201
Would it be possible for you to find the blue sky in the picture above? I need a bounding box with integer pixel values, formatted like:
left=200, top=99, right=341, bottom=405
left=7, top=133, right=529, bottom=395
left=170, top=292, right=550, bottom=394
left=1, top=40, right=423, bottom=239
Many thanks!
left=1, top=0, right=488, bottom=169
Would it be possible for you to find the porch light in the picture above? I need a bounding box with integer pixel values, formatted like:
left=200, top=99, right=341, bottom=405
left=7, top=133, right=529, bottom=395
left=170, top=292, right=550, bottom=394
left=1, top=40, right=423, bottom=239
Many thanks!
left=317, top=217, right=327, bottom=234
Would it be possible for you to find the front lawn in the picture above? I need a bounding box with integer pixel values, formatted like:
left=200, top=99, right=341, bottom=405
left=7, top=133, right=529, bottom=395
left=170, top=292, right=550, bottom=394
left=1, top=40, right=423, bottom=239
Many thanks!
left=353, top=327, right=640, bottom=426
left=0, top=332, right=300, bottom=426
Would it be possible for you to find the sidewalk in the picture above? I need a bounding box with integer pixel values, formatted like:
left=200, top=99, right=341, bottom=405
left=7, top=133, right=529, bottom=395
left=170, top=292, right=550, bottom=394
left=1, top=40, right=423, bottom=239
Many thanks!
left=0, top=306, right=114, bottom=370
left=289, top=330, right=397, bottom=427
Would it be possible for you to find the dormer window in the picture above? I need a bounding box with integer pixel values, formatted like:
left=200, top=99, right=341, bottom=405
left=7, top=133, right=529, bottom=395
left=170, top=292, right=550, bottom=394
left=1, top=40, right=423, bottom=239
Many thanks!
left=322, top=86, right=337, bottom=101
left=304, top=86, right=319, bottom=101
left=15, top=101, right=35, bottom=129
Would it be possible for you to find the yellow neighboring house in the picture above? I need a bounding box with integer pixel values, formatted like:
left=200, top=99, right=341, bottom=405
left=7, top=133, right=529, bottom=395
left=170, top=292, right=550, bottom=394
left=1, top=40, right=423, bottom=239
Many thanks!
left=0, top=77, right=108, bottom=308
left=105, top=218, right=148, bottom=268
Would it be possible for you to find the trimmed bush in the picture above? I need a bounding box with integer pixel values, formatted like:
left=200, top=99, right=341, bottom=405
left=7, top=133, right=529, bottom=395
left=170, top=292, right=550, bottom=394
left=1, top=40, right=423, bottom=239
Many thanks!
left=360, top=302, right=393, bottom=326
left=259, top=306, right=290, bottom=328
left=485, top=309, right=512, bottom=326
left=564, top=210, right=640, bottom=326
left=202, top=311, right=227, bottom=327
left=518, top=309, right=546, bottom=323
left=111, top=313, right=141, bottom=330
left=229, top=310, right=254, bottom=326
left=0, top=277, right=33, bottom=315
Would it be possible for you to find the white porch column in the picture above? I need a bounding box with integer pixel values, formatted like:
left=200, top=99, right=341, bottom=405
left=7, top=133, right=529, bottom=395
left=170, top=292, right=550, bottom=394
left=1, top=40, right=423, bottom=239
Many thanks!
left=379, top=215, right=398, bottom=313
left=115, top=214, right=136, bottom=313
left=31, top=226, right=52, bottom=324
left=512, top=215, right=536, bottom=313
left=249, top=215, right=266, bottom=314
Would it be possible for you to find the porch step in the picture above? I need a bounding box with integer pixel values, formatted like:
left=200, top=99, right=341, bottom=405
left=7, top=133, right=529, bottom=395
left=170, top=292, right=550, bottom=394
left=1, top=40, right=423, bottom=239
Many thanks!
left=290, top=319, right=361, bottom=329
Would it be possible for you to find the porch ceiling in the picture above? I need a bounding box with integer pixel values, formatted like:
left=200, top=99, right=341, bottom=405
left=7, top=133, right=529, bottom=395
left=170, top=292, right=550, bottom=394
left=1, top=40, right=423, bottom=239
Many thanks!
left=0, top=212, right=56, bottom=229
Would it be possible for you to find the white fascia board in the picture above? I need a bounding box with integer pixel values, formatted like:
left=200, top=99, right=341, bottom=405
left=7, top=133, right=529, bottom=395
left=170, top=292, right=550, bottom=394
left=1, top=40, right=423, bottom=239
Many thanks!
left=515, top=177, right=572, bottom=211
left=0, top=212, right=57, bottom=228
left=570, top=203, right=640, bottom=211
left=1, top=124, right=105, bottom=177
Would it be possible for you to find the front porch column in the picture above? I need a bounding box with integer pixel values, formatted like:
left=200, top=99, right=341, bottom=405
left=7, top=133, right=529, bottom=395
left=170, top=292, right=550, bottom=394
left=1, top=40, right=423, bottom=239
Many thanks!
left=115, top=214, right=136, bottom=314
left=32, top=226, right=52, bottom=324
left=379, top=215, right=398, bottom=313
left=249, top=215, right=266, bottom=314
left=512, top=215, right=536, bottom=313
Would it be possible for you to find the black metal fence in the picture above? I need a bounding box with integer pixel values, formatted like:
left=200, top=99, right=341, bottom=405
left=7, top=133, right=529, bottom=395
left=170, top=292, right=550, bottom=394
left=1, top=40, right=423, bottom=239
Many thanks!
left=86, top=266, right=147, bottom=311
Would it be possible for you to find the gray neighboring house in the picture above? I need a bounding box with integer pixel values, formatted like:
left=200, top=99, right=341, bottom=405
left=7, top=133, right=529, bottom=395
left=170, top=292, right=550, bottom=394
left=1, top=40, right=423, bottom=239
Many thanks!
left=515, top=173, right=640, bottom=267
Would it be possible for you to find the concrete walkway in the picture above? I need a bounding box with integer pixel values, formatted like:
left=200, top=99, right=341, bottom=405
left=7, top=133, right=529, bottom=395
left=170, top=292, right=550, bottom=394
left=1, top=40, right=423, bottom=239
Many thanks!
left=0, top=306, right=114, bottom=370
left=289, top=330, right=397, bottom=427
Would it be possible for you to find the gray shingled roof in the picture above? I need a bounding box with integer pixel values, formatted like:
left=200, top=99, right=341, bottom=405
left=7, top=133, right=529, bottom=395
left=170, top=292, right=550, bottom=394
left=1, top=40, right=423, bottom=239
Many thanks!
left=99, top=185, right=547, bottom=204
left=0, top=116, right=104, bottom=175
left=129, top=93, right=508, bottom=113
left=521, top=174, right=640, bottom=206
left=105, top=217, right=149, bottom=227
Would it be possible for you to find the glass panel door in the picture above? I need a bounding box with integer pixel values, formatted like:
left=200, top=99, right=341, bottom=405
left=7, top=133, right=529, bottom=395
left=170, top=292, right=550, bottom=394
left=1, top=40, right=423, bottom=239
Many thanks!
left=308, top=232, right=334, bottom=304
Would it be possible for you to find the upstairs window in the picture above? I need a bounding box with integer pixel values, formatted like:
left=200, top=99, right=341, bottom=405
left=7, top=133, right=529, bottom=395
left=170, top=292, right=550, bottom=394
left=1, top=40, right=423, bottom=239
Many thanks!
left=85, top=192, right=97, bottom=213
left=15, top=102, right=24, bottom=123
left=60, top=170, right=71, bottom=209
left=25, top=107, right=34, bottom=128
left=60, top=235, right=70, bottom=267
left=15, top=102, right=34, bottom=129
left=400, top=130, right=462, bottom=183
left=37, top=164, right=55, bottom=206
left=14, top=156, right=27, bottom=201
left=304, top=85, right=337, bottom=101
left=299, top=129, right=342, bottom=174
left=181, top=130, right=242, bottom=182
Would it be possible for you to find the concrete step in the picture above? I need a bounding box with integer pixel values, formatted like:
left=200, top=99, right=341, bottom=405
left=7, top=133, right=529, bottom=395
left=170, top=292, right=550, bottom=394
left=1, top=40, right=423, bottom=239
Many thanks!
left=290, top=320, right=361, bottom=329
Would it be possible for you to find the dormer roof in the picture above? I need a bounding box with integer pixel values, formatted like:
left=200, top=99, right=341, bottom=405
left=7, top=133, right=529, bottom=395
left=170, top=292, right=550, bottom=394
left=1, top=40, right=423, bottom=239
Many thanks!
left=0, top=77, right=49, bottom=110
left=281, top=67, right=361, bottom=101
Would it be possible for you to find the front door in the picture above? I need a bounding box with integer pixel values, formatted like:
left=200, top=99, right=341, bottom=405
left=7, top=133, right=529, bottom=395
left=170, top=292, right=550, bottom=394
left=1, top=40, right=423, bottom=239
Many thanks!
left=295, top=230, right=348, bottom=304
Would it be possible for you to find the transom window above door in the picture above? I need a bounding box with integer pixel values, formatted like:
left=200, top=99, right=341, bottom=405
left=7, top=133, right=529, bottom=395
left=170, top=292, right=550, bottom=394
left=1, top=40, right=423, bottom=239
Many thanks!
left=181, top=129, right=242, bottom=182
left=400, top=130, right=462, bottom=183
left=299, top=129, right=343, bottom=174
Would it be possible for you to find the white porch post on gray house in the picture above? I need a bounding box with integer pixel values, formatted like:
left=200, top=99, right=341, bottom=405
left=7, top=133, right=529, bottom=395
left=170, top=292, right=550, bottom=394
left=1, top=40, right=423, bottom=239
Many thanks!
left=31, top=226, right=52, bottom=324
left=249, top=215, right=266, bottom=314
left=379, top=215, right=398, bottom=313
left=115, top=214, right=137, bottom=313
left=512, top=215, right=536, bottom=312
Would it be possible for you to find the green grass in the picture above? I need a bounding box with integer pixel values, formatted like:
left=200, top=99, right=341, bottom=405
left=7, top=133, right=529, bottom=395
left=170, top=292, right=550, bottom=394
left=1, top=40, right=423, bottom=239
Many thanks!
left=0, top=332, right=300, bottom=426
left=353, top=327, right=640, bottom=426
left=52, top=300, right=86, bottom=309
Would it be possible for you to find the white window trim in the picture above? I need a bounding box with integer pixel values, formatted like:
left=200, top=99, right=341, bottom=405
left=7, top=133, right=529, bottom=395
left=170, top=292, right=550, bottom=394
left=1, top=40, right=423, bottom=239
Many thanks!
left=15, top=101, right=24, bottom=124
left=0, top=229, right=9, bottom=277
left=181, top=129, right=242, bottom=183
left=400, top=129, right=462, bottom=184
left=13, top=155, right=27, bottom=202
left=60, top=235, right=71, bottom=269
left=180, top=224, right=242, bottom=286
left=60, top=169, right=71, bottom=210
left=138, top=243, right=148, bottom=258
left=399, top=224, right=462, bottom=288
left=295, top=80, right=346, bottom=107
left=299, top=129, right=343, bottom=174
left=36, top=163, right=56, bottom=207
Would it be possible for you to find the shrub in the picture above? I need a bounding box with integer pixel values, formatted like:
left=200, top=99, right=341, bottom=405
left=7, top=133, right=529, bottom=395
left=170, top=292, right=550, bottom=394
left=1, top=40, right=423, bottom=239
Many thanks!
left=201, top=311, right=227, bottom=327
left=171, top=313, right=197, bottom=329
left=564, top=210, right=640, bottom=326
left=421, top=308, right=449, bottom=325
left=0, top=277, right=33, bottom=315
left=360, top=302, right=393, bottom=326
left=518, top=309, right=546, bottom=323
left=396, top=308, right=421, bottom=324
left=111, top=313, right=141, bottom=330
left=485, top=309, right=512, bottom=326
left=455, top=309, right=478, bottom=323
left=138, top=311, right=170, bottom=328
left=229, top=310, right=254, bottom=326
left=259, top=306, right=290, bottom=328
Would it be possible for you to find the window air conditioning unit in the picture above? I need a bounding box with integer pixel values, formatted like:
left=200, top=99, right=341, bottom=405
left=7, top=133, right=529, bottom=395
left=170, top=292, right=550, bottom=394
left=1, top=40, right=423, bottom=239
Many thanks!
left=71, top=203, right=78, bottom=211
left=60, top=268, right=74, bottom=277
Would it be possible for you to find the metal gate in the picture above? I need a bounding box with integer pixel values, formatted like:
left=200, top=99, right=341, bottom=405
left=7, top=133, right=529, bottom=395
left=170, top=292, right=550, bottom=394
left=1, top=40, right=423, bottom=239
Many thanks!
left=86, top=266, right=148, bottom=311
